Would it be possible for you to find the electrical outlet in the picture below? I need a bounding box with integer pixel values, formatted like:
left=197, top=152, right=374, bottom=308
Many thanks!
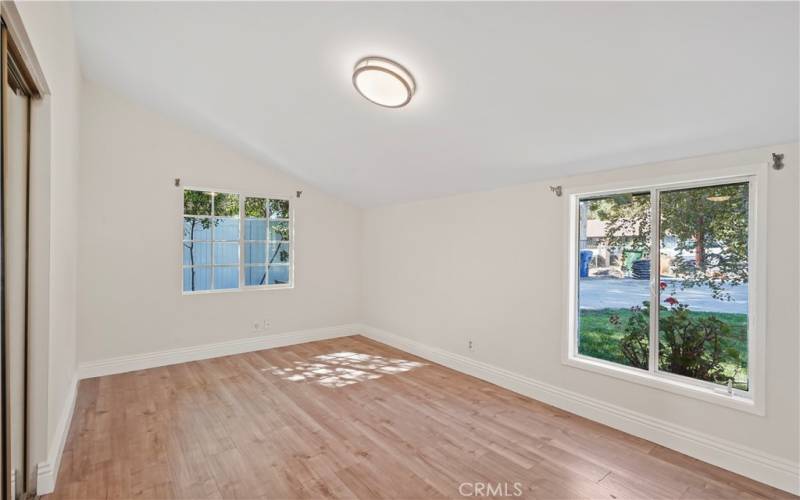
left=468, top=340, right=474, bottom=352
left=263, top=319, right=271, bottom=329
left=252, top=320, right=262, bottom=332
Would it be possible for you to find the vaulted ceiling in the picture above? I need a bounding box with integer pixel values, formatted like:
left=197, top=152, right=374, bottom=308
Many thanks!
left=71, top=2, right=799, bottom=206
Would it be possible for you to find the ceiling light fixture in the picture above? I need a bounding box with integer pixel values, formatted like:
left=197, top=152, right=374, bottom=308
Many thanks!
left=352, top=56, right=415, bottom=108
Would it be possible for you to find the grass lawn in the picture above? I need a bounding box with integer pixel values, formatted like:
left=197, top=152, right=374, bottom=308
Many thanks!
left=579, top=308, right=748, bottom=390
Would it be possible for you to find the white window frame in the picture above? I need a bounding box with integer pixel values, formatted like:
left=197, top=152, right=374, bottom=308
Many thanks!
left=563, top=163, right=767, bottom=415
left=180, top=186, right=295, bottom=295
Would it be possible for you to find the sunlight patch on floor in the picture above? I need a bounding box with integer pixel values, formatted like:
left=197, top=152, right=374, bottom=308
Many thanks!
left=267, top=351, right=426, bottom=387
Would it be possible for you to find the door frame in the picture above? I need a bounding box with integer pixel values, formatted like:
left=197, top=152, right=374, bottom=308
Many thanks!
left=0, top=3, right=49, bottom=498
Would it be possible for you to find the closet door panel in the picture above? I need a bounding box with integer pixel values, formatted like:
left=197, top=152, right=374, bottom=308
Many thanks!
left=3, top=47, right=30, bottom=500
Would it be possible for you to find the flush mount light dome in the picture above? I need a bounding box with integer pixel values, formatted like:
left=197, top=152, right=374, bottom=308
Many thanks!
left=352, top=56, right=416, bottom=108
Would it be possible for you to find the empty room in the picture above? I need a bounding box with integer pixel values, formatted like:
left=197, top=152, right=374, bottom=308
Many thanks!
left=1, top=1, right=798, bottom=499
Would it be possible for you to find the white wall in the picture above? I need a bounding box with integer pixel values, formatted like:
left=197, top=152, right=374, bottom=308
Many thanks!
left=77, top=81, right=361, bottom=363
left=15, top=0, right=82, bottom=474
left=362, top=144, right=799, bottom=475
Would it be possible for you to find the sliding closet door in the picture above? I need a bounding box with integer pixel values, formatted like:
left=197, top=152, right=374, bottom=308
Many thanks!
left=5, top=80, right=27, bottom=500
left=2, top=23, right=31, bottom=500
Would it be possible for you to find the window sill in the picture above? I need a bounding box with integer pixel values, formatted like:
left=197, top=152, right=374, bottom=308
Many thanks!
left=563, top=354, right=763, bottom=415
left=182, top=284, right=293, bottom=296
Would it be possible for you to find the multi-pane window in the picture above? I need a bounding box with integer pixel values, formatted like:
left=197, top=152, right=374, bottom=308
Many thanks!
left=243, top=197, right=291, bottom=286
left=183, top=189, right=292, bottom=292
left=573, top=180, right=752, bottom=396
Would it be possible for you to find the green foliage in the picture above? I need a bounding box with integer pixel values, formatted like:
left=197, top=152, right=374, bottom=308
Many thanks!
left=245, top=197, right=267, bottom=218
left=183, top=190, right=218, bottom=242
left=589, top=183, right=748, bottom=300
left=589, top=192, right=651, bottom=254
left=270, top=243, right=290, bottom=264
left=614, top=302, right=651, bottom=369
left=657, top=302, right=740, bottom=383
left=184, top=190, right=212, bottom=215
left=214, top=192, right=240, bottom=216
left=184, top=190, right=240, bottom=217
left=269, top=199, right=290, bottom=219
left=581, top=301, right=747, bottom=390
left=578, top=303, right=748, bottom=390
left=270, top=221, right=289, bottom=241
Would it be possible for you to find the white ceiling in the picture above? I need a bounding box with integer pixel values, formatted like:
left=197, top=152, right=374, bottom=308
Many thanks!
left=71, top=2, right=799, bottom=206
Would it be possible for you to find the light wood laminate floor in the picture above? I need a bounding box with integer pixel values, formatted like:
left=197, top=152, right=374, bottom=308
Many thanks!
left=47, top=335, right=794, bottom=499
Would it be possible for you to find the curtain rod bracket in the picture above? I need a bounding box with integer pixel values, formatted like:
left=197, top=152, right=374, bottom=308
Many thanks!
left=549, top=185, right=562, bottom=197
left=771, top=153, right=784, bottom=171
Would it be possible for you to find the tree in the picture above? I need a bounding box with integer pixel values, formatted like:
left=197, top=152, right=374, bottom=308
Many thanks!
left=183, top=190, right=214, bottom=291
left=589, top=183, right=748, bottom=298
left=590, top=192, right=651, bottom=254
left=660, top=184, right=748, bottom=299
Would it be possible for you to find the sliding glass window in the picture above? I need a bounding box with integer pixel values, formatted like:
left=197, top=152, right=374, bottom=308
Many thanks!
left=573, top=180, right=752, bottom=397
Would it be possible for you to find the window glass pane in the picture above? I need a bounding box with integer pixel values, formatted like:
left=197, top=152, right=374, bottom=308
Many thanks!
left=245, top=197, right=267, bottom=218
left=213, top=267, right=239, bottom=289
left=245, top=241, right=267, bottom=265
left=269, top=199, right=289, bottom=219
left=213, top=192, right=240, bottom=216
left=268, top=265, right=290, bottom=285
left=184, top=190, right=212, bottom=215
left=213, top=242, right=239, bottom=265
left=269, top=221, right=289, bottom=241
left=658, top=182, right=749, bottom=390
left=183, top=242, right=211, bottom=266
left=245, top=265, right=268, bottom=286
left=577, top=192, right=651, bottom=369
left=214, top=218, right=240, bottom=241
left=244, top=219, right=267, bottom=240
left=184, top=217, right=212, bottom=240
left=183, top=267, right=211, bottom=292
left=268, top=242, right=290, bottom=264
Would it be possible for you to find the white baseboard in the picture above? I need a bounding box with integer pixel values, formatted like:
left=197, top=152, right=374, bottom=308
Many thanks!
left=37, top=373, right=78, bottom=495
left=356, top=323, right=800, bottom=495
left=77, top=324, right=358, bottom=380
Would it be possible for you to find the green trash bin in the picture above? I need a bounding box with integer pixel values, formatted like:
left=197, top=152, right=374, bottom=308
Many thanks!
left=623, top=251, right=643, bottom=273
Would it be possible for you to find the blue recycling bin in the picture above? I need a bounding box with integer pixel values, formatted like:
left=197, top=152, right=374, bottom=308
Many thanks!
left=579, top=250, right=593, bottom=278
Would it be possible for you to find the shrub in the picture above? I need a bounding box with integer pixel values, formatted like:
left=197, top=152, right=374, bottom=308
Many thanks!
left=613, top=305, right=649, bottom=369
left=614, top=298, right=739, bottom=385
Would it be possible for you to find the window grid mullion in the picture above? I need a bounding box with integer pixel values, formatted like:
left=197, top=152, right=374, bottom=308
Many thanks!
left=210, top=195, right=216, bottom=289
left=239, top=196, right=245, bottom=288
left=266, top=198, right=271, bottom=283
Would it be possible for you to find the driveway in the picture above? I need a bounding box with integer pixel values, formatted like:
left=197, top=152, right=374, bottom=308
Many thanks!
left=579, top=278, right=748, bottom=314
